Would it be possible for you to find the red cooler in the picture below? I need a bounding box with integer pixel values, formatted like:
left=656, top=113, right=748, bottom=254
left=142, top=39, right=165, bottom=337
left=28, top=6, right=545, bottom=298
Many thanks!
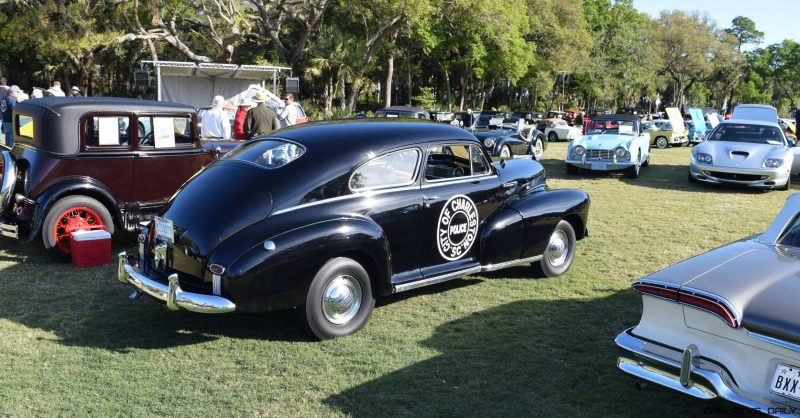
left=70, top=229, right=111, bottom=267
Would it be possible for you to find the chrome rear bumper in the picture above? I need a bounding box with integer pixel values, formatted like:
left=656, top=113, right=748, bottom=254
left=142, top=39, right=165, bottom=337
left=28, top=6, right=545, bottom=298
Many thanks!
left=616, top=328, right=800, bottom=417
left=117, top=251, right=235, bottom=314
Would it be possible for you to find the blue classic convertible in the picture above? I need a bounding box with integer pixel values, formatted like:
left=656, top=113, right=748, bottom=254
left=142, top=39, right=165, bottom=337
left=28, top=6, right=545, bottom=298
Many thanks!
left=565, top=114, right=651, bottom=178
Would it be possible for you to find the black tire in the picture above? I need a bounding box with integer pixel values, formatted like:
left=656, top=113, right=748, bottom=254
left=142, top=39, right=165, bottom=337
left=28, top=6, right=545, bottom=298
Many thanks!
left=531, top=138, right=544, bottom=161
left=297, top=257, right=375, bottom=340
left=566, top=163, right=578, bottom=174
left=548, top=131, right=559, bottom=142
left=642, top=152, right=650, bottom=167
left=500, top=145, right=511, bottom=158
left=655, top=136, right=669, bottom=149
left=781, top=176, right=791, bottom=191
left=627, top=151, right=641, bottom=178
left=533, top=220, right=576, bottom=278
left=688, top=171, right=697, bottom=183
left=42, top=195, right=114, bottom=262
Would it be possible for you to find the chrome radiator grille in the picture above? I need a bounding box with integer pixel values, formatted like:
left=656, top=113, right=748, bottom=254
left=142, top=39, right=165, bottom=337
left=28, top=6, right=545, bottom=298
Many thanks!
left=586, top=149, right=613, bottom=160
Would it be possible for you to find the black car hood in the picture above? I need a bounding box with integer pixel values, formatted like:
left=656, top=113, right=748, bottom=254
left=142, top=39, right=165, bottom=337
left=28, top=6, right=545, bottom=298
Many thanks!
left=160, top=160, right=273, bottom=258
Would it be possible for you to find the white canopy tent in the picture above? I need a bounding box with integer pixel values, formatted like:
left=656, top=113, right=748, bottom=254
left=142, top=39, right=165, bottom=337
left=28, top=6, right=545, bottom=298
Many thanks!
left=142, top=61, right=291, bottom=109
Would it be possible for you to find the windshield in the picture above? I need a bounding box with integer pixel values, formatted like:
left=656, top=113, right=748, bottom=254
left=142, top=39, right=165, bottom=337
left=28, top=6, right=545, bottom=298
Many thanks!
left=585, top=119, right=637, bottom=135
left=707, top=124, right=785, bottom=145
left=375, top=111, right=418, bottom=118
left=222, top=139, right=305, bottom=168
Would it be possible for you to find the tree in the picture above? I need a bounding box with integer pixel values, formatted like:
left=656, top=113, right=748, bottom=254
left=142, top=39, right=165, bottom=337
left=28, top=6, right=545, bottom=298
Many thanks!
left=725, top=16, right=764, bottom=52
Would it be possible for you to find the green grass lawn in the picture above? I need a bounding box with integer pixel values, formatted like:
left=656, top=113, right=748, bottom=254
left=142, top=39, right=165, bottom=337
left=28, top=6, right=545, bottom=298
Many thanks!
left=0, top=142, right=791, bottom=416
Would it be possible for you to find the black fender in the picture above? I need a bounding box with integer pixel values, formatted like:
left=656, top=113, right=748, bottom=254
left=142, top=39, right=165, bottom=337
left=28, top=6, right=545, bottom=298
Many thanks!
left=503, top=188, right=590, bottom=260
left=223, top=217, right=392, bottom=313
left=25, top=176, right=120, bottom=243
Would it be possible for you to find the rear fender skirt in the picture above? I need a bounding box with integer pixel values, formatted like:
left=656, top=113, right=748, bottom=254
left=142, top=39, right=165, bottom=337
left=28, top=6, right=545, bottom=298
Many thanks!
left=507, top=188, right=590, bottom=259
left=28, top=177, right=120, bottom=243
left=224, top=217, right=391, bottom=312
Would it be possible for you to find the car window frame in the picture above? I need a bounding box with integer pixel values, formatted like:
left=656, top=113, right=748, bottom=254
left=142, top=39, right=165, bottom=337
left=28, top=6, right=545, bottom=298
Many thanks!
left=423, top=141, right=497, bottom=184
left=133, top=112, right=198, bottom=151
left=347, top=146, right=423, bottom=193
left=80, top=112, right=136, bottom=152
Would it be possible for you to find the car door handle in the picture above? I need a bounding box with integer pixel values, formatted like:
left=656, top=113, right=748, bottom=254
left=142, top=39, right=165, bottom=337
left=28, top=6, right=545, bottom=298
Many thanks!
left=502, top=181, right=516, bottom=189
left=423, top=195, right=440, bottom=208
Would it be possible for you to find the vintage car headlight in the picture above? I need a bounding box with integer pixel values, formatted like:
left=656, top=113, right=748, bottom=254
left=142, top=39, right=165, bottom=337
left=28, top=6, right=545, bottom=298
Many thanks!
left=764, top=158, right=784, bottom=168
left=694, top=152, right=712, bottom=164
left=614, top=147, right=630, bottom=160
left=483, top=138, right=495, bottom=148
left=571, top=145, right=585, bottom=158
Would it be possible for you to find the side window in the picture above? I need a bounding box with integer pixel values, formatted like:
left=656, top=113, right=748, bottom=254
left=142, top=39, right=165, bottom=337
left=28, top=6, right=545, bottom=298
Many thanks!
left=425, top=144, right=471, bottom=180
left=138, top=116, right=194, bottom=148
left=780, top=216, right=800, bottom=247
left=471, top=146, right=490, bottom=175
left=84, top=116, right=130, bottom=147
left=349, top=148, right=420, bottom=191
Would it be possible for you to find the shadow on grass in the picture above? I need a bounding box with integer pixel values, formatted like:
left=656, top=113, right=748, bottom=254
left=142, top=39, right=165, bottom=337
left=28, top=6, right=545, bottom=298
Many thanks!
left=324, top=291, right=732, bottom=417
left=0, top=235, right=483, bottom=350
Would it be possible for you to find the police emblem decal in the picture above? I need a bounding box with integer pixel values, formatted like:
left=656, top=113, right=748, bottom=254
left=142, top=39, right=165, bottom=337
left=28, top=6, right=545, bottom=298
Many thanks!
left=437, top=194, right=479, bottom=261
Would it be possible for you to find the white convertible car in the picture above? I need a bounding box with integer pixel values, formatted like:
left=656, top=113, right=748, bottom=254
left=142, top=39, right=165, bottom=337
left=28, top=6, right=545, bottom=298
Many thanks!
left=544, top=118, right=583, bottom=142
left=565, top=114, right=651, bottom=178
left=617, top=193, right=800, bottom=415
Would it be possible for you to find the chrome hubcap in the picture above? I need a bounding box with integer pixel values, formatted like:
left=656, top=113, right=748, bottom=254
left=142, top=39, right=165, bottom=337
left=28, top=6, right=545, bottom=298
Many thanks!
left=546, top=230, right=569, bottom=267
left=501, top=147, right=510, bottom=157
left=322, top=275, right=362, bottom=325
left=533, top=141, right=543, bottom=160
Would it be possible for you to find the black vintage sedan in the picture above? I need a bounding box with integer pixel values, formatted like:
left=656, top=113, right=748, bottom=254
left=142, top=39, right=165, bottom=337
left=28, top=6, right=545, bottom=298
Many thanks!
left=118, top=120, right=590, bottom=339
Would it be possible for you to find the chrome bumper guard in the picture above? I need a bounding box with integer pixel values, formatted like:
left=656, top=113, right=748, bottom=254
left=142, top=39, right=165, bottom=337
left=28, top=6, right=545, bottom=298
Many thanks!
left=616, top=328, right=800, bottom=417
left=117, top=251, right=236, bottom=314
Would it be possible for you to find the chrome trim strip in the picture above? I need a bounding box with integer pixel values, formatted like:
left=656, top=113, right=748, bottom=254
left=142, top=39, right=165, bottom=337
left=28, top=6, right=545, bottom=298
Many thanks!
left=271, top=184, right=421, bottom=216
left=117, top=252, right=235, bottom=314
left=421, top=173, right=497, bottom=187
left=748, top=331, right=800, bottom=354
left=394, top=266, right=482, bottom=292
left=616, top=329, right=799, bottom=416
left=633, top=278, right=681, bottom=290
left=680, top=285, right=742, bottom=327
left=394, top=255, right=544, bottom=293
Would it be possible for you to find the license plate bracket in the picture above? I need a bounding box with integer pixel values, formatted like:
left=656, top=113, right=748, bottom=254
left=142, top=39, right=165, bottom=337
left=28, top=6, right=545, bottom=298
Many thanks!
left=154, top=216, right=174, bottom=244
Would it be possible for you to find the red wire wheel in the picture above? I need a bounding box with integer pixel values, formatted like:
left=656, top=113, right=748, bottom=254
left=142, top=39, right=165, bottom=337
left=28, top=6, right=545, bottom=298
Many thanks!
left=52, top=206, right=105, bottom=255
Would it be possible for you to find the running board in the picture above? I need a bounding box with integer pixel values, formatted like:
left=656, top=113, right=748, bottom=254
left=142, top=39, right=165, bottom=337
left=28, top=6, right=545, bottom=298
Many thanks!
left=393, top=255, right=542, bottom=293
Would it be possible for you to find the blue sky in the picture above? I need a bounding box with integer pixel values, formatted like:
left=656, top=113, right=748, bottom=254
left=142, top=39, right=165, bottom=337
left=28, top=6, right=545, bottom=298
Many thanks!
left=632, top=0, right=798, bottom=47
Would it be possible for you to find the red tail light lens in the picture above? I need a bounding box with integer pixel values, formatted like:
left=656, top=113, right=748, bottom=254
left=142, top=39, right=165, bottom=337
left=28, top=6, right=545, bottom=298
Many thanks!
left=632, top=282, right=679, bottom=301
left=678, top=291, right=739, bottom=328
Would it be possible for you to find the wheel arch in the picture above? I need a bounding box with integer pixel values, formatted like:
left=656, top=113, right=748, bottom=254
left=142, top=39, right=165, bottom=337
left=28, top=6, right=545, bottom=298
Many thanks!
left=26, top=178, right=120, bottom=243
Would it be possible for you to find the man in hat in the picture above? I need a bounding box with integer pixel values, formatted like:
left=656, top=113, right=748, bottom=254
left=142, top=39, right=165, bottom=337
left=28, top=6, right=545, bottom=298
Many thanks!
left=233, top=98, right=252, bottom=140
left=245, top=91, right=277, bottom=139
left=70, top=86, right=83, bottom=97
left=201, top=95, right=231, bottom=139
left=1, top=86, right=20, bottom=147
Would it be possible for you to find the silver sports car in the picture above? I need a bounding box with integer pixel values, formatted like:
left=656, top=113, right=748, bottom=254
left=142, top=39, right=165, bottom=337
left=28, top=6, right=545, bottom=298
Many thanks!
left=689, top=119, right=800, bottom=189
left=616, top=193, right=800, bottom=414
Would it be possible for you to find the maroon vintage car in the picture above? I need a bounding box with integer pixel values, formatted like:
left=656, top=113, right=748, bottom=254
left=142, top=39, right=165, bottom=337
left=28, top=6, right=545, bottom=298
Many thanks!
left=0, top=97, right=238, bottom=260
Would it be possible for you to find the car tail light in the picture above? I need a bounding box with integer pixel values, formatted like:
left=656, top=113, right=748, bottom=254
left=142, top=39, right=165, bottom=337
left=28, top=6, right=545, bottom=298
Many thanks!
left=632, top=280, right=679, bottom=301
left=678, top=290, right=739, bottom=328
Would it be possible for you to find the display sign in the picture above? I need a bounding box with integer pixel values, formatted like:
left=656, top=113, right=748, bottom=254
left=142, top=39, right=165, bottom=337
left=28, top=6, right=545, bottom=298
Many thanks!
left=688, top=108, right=706, bottom=132
left=153, top=117, right=176, bottom=148
left=98, top=117, right=120, bottom=146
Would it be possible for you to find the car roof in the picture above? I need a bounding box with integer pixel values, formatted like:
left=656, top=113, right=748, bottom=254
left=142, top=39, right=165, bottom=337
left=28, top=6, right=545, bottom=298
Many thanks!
left=272, top=119, right=479, bottom=151
left=376, top=106, right=428, bottom=113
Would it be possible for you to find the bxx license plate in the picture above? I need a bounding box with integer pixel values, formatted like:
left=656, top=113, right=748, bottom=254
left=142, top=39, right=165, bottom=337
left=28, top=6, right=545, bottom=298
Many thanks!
left=770, top=363, right=800, bottom=400
left=154, top=216, right=174, bottom=244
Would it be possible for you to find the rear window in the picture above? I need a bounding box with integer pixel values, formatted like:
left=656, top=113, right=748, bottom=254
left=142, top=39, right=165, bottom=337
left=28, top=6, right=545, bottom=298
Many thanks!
left=708, top=124, right=785, bottom=145
left=223, top=139, right=305, bottom=169
left=15, top=114, right=33, bottom=139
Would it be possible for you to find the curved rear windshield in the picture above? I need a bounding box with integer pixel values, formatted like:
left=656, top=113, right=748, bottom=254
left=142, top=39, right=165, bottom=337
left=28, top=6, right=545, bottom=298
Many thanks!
left=708, top=124, right=785, bottom=145
left=222, top=139, right=305, bottom=168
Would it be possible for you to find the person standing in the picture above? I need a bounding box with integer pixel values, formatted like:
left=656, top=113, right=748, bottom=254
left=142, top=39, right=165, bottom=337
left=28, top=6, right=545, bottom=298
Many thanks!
left=46, top=81, right=65, bottom=97
left=1, top=86, right=20, bottom=147
left=70, top=86, right=83, bottom=97
left=0, top=78, right=9, bottom=100
left=233, top=98, right=252, bottom=140
left=201, top=95, right=231, bottom=139
left=279, top=93, right=299, bottom=126
left=245, top=92, right=277, bottom=139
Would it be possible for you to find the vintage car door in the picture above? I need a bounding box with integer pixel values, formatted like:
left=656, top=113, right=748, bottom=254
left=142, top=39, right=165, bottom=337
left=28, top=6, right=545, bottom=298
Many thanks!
left=133, top=114, right=207, bottom=207
left=78, top=114, right=136, bottom=200
left=418, top=142, right=502, bottom=278
left=507, top=133, right=530, bottom=156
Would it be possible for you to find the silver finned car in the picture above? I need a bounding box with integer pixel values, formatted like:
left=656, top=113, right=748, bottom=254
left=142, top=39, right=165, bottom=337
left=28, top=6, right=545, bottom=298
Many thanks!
left=689, top=119, right=800, bottom=189
left=616, top=193, right=800, bottom=414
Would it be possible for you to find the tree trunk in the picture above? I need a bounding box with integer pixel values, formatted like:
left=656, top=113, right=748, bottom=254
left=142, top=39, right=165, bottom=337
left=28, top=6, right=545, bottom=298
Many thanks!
left=444, top=68, right=452, bottom=112
left=458, top=72, right=467, bottom=111
left=385, top=52, right=394, bottom=107
left=407, top=59, right=412, bottom=106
